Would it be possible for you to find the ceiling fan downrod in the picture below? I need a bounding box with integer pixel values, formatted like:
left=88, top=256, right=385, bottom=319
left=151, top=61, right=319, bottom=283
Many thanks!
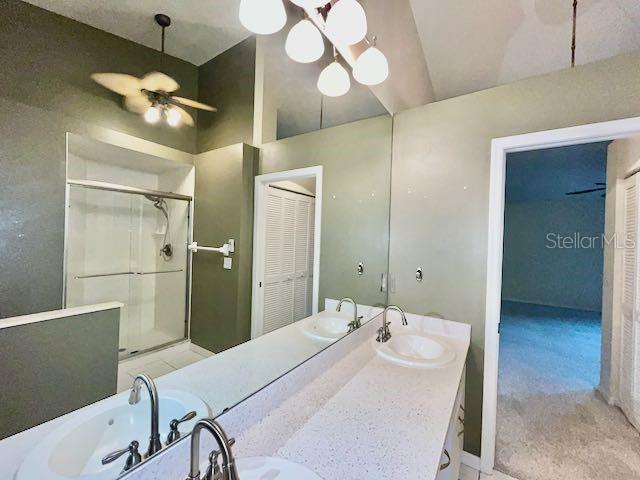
left=154, top=13, right=171, bottom=71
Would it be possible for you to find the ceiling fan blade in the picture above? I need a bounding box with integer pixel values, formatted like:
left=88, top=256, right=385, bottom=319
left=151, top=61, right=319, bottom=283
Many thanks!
left=141, top=71, right=179, bottom=93
left=124, top=94, right=152, bottom=114
left=172, top=96, right=217, bottom=112
left=174, top=106, right=195, bottom=127
left=91, top=73, right=142, bottom=96
left=565, top=187, right=606, bottom=196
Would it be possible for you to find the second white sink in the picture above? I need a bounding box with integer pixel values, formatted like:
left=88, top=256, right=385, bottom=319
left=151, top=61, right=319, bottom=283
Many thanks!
left=373, top=331, right=456, bottom=369
left=300, top=310, right=352, bottom=342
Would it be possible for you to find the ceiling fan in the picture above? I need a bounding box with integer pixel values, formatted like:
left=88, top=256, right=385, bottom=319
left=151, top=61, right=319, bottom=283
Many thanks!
left=91, top=14, right=216, bottom=127
left=565, top=182, right=606, bottom=197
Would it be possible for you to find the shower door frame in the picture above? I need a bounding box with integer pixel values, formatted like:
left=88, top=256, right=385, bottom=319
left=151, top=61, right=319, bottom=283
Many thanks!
left=62, top=178, right=194, bottom=359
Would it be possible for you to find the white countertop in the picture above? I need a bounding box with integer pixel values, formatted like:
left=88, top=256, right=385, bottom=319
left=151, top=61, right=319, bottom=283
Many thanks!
left=232, top=316, right=470, bottom=479
left=118, top=310, right=470, bottom=480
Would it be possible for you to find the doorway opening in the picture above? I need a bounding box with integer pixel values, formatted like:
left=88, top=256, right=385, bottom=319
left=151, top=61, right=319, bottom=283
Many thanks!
left=494, top=141, right=640, bottom=479
left=251, top=166, right=322, bottom=338
left=482, top=118, right=640, bottom=478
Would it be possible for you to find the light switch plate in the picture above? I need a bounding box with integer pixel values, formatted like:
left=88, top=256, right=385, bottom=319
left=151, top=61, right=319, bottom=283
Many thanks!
left=223, top=257, right=232, bottom=270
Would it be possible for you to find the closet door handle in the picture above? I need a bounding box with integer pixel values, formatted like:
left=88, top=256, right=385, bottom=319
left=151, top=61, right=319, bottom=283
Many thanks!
left=439, top=449, right=451, bottom=471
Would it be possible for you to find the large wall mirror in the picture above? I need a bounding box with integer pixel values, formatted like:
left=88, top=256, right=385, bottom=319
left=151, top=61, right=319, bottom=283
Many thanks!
left=0, top=1, right=392, bottom=479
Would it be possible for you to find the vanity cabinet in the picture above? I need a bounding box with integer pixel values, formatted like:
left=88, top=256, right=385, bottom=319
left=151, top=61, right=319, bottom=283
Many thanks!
left=436, top=369, right=465, bottom=480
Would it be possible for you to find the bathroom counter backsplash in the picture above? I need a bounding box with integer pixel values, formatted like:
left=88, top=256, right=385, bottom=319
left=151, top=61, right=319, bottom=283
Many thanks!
left=122, top=309, right=470, bottom=480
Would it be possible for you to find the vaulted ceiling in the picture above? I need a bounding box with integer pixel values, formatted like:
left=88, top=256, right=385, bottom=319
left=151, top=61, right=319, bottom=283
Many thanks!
left=22, top=0, right=640, bottom=111
left=409, top=0, right=640, bottom=101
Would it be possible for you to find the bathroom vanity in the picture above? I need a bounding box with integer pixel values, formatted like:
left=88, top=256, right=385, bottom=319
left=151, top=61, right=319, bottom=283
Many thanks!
left=118, top=307, right=470, bottom=480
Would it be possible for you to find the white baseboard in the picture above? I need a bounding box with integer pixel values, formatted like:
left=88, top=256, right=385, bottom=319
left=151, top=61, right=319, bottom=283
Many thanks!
left=462, top=451, right=481, bottom=470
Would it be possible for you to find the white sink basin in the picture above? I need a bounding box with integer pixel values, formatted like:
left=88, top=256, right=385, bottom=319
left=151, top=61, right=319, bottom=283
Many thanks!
left=300, top=310, right=352, bottom=342
left=236, top=457, right=323, bottom=479
left=17, top=390, right=209, bottom=480
left=373, top=331, right=456, bottom=369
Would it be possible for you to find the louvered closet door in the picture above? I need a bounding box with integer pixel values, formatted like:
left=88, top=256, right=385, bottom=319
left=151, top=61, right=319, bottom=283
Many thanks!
left=621, top=173, right=640, bottom=428
left=262, top=187, right=315, bottom=335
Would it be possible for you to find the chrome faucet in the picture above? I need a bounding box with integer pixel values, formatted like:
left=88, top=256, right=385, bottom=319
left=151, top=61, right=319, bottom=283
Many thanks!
left=129, top=374, right=162, bottom=457
left=337, top=297, right=361, bottom=331
left=376, top=305, right=408, bottom=343
left=186, top=418, right=238, bottom=480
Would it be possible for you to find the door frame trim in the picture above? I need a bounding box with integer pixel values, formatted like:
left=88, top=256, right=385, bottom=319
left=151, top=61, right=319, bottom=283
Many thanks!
left=250, top=166, right=323, bottom=339
left=482, top=116, right=640, bottom=474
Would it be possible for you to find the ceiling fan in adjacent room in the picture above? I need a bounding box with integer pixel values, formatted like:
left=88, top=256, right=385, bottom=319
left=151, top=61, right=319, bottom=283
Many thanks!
left=565, top=182, right=606, bottom=197
left=91, top=14, right=216, bottom=127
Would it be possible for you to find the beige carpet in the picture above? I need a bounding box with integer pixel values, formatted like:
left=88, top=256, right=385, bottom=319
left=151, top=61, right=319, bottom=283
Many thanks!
left=496, top=302, right=640, bottom=480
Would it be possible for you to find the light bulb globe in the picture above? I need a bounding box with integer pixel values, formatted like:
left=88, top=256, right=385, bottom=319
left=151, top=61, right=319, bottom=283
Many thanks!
left=239, top=0, right=287, bottom=35
left=317, top=61, right=351, bottom=97
left=353, top=46, right=389, bottom=85
left=144, top=106, right=161, bottom=124
left=166, top=107, right=182, bottom=127
left=325, top=0, right=367, bottom=46
left=286, top=19, right=325, bottom=63
left=289, top=0, right=328, bottom=7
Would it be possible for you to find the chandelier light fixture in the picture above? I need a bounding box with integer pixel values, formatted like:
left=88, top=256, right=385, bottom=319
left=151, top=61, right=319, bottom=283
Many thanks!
left=238, top=0, right=389, bottom=95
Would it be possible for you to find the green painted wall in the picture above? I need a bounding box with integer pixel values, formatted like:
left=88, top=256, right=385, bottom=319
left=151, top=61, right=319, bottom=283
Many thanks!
left=389, top=51, right=640, bottom=455
left=0, top=307, right=120, bottom=439
left=191, top=144, right=259, bottom=352
left=0, top=0, right=198, bottom=318
left=197, top=38, right=257, bottom=153
left=259, top=115, right=393, bottom=308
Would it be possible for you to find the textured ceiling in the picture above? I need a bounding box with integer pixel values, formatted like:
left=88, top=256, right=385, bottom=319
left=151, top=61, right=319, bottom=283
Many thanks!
left=22, top=0, right=249, bottom=65
left=506, top=142, right=609, bottom=203
left=409, top=0, right=640, bottom=101
left=22, top=0, right=640, bottom=110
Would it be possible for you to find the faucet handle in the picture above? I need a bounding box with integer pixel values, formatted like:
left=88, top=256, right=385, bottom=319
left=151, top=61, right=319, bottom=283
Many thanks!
left=205, top=438, right=236, bottom=480
left=166, top=411, right=197, bottom=445
left=102, top=441, right=142, bottom=472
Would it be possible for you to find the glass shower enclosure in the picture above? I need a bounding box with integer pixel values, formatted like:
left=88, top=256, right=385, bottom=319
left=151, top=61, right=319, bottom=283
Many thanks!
left=64, top=182, right=191, bottom=358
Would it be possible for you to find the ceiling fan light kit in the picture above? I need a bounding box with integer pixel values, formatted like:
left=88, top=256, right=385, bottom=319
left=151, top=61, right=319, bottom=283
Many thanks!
left=239, top=0, right=389, bottom=97
left=91, top=14, right=216, bottom=128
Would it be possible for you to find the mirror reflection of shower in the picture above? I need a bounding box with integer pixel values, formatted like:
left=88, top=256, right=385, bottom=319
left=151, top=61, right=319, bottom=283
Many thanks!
left=64, top=134, right=194, bottom=359
left=145, top=195, right=173, bottom=261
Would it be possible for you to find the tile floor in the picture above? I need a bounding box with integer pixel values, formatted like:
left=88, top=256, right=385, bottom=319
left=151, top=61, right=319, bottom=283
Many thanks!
left=461, top=464, right=519, bottom=480
left=117, top=341, right=214, bottom=393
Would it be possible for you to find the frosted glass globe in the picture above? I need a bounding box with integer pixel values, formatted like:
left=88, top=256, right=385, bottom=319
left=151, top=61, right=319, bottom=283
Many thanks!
left=353, top=46, right=389, bottom=85
left=325, top=0, right=367, bottom=46
left=286, top=19, right=325, bottom=63
left=144, top=106, right=161, bottom=124
left=317, top=61, right=351, bottom=97
left=239, top=0, right=287, bottom=35
left=289, top=0, right=328, bottom=7
left=166, top=107, right=182, bottom=127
